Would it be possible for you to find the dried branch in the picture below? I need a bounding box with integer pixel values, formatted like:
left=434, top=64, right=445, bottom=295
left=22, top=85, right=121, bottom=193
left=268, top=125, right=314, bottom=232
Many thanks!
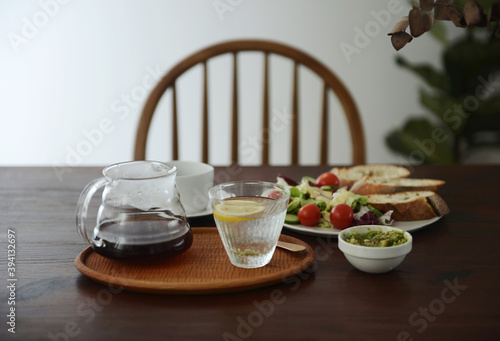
left=389, top=16, right=410, bottom=34
left=388, top=0, right=500, bottom=50
left=390, top=31, right=414, bottom=50
left=420, top=0, right=436, bottom=11
left=464, top=1, right=486, bottom=26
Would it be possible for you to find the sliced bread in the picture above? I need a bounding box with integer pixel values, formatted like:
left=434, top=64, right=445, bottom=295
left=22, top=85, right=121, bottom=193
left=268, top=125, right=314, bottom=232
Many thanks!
left=330, top=164, right=410, bottom=188
left=350, top=176, right=445, bottom=195
left=365, top=191, right=450, bottom=221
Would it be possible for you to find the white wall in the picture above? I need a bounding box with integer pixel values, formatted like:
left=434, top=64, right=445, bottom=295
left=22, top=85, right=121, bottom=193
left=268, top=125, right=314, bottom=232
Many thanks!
left=1, top=0, right=454, bottom=167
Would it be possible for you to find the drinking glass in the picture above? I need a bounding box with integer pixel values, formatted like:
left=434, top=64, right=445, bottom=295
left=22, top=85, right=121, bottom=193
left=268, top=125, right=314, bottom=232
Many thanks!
left=209, top=181, right=290, bottom=268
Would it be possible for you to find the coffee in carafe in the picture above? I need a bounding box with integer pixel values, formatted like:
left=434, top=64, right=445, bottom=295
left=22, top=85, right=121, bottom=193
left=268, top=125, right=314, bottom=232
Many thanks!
left=92, top=215, right=192, bottom=260
left=76, top=161, right=193, bottom=261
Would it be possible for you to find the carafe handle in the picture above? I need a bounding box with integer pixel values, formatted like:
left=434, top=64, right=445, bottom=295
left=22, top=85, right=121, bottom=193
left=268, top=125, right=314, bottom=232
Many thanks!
left=76, top=177, right=108, bottom=244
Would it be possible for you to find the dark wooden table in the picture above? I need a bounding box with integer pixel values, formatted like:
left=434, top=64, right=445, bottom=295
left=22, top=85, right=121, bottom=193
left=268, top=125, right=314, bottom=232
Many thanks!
left=1, top=165, right=499, bottom=340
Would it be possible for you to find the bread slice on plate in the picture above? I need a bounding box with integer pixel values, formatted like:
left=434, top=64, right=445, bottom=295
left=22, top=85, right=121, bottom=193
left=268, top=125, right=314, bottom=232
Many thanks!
left=330, top=164, right=410, bottom=188
left=365, top=191, right=450, bottom=221
left=350, top=176, right=445, bottom=195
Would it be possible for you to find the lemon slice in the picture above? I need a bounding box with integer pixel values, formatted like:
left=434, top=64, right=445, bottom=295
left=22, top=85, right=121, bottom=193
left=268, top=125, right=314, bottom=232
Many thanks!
left=213, top=200, right=265, bottom=222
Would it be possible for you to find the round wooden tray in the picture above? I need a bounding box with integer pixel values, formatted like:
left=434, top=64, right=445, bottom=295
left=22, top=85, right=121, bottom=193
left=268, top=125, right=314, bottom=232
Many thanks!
left=74, top=227, right=315, bottom=295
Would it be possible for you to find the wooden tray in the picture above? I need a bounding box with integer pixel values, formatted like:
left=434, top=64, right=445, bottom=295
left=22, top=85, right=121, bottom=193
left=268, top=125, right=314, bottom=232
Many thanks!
left=74, top=227, right=314, bottom=295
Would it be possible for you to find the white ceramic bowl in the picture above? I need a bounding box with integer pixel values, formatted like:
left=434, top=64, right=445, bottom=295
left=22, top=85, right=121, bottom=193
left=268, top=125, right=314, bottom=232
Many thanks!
left=165, top=161, right=214, bottom=215
left=338, top=225, right=412, bottom=274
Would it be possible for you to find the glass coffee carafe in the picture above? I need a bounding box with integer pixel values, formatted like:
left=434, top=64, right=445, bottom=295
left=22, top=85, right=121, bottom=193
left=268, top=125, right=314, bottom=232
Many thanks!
left=76, top=161, right=193, bottom=261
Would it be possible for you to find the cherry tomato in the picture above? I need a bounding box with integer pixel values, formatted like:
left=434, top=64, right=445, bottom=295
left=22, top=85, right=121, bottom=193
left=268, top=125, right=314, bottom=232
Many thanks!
left=316, top=172, right=340, bottom=188
left=298, top=203, right=321, bottom=226
left=330, top=204, right=354, bottom=230
left=267, top=190, right=284, bottom=200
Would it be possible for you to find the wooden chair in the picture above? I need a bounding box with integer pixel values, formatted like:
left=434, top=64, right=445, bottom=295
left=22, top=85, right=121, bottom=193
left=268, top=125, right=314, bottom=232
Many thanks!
left=134, top=39, right=365, bottom=165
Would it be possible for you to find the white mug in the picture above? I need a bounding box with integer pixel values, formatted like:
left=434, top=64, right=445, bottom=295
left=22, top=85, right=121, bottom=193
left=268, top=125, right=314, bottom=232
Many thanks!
left=165, top=161, right=214, bottom=215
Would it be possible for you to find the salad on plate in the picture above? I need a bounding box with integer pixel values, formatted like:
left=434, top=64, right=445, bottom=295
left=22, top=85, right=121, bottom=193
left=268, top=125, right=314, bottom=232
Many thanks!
left=277, top=172, right=393, bottom=230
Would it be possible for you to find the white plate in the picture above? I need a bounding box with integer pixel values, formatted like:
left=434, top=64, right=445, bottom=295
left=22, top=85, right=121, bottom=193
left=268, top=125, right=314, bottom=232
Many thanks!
left=283, top=216, right=442, bottom=237
left=187, top=207, right=213, bottom=218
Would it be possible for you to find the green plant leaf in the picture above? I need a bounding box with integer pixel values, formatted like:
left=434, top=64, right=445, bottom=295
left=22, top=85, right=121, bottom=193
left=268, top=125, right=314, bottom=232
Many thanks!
left=386, top=118, right=455, bottom=164
left=462, top=93, right=500, bottom=144
left=443, top=38, right=500, bottom=97
left=419, top=88, right=468, bottom=133
left=390, top=19, right=500, bottom=164
left=476, top=93, right=500, bottom=116
left=396, top=56, right=451, bottom=92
